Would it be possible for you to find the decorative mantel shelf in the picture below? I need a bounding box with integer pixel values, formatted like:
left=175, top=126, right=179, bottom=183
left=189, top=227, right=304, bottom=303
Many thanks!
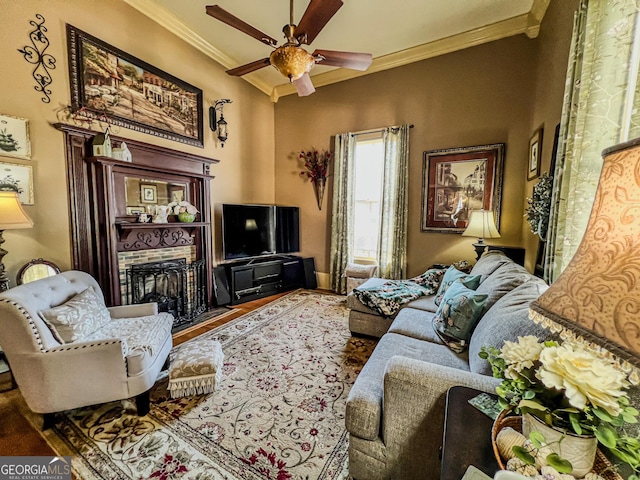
left=55, top=123, right=219, bottom=307
left=116, top=222, right=208, bottom=251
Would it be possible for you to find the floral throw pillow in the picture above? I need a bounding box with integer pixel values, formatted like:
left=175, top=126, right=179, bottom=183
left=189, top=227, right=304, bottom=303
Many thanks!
left=432, top=279, right=488, bottom=353
left=408, top=268, right=445, bottom=290
left=434, top=265, right=481, bottom=306
left=40, top=287, right=111, bottom=343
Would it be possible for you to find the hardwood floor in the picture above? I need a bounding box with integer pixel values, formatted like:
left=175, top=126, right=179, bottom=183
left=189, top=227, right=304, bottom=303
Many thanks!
left=0, top=293, right=289, bottom=456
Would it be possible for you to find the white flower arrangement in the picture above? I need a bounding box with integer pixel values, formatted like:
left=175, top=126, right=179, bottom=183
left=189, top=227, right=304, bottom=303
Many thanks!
left=481, top=336, right=640, bottom=477
left=167, top=201, right=199, bottom=216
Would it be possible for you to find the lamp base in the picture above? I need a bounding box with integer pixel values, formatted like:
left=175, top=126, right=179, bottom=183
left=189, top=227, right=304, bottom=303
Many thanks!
left=472, top=242, right=488, bottom=261
left=0, top=229, right=9, bottom=291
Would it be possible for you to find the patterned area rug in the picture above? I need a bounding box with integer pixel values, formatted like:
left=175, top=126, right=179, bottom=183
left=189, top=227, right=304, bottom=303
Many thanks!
left=48, top=290, right=376, bottom=480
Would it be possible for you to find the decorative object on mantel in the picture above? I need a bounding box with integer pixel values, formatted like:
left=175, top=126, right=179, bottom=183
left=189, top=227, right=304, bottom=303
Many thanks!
left=481, top=336, right=639, bottom=478
left=299, top=147, right=331, bottom=210
left=111, top=141, right=132, bottom=162
left=152, top=205, right=170, bottom=224
left=525, top=172, right=553, bottom=239
left=91, top=128, right=112, bottom=157
left=67, top=24, right=204, bottom=147
left=0, top=192, right=34, bottom=291
left=168, top=201, right=199, bottom=222
left=209, top=99, right=232, bottom=147
left=462, top=209, right=501, bottom=261
left=17, top=14, right=56, bottom=104
left=0, top=114, right=31, bottom=160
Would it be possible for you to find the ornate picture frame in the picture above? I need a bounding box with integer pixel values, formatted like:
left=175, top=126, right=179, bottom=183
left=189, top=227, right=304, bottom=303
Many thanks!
left=66, top=24, right=204, bottom=147
left=0, top=114, right=31, bottom=160
left=421, top=143, right=505, bottom=233
left=0, top=160, right=34, bottom=205
left=528, top=126, right=543, bottom=181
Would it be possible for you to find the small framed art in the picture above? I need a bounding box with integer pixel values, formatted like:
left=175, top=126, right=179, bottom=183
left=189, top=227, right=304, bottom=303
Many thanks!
left=0, top=114, right=31, bottom=160
left=528, top=126, right=543, bottom=181
left=0, top=161, right=34, bottom=204
left=140, top=184, right=157, bottom=203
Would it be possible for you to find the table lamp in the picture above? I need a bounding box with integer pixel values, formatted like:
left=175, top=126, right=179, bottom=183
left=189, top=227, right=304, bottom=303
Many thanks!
left=0, top=191, right=34, bottom=291
left=530, top=137, right=640, bottom=373
left=462, top=210, right=501, bottom=260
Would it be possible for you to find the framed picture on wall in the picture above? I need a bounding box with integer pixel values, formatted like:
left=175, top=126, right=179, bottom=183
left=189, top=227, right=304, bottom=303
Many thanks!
left=0, top=114, right=31, bottom=160
left=528, top=126, right=543, bottom=180
left=0, top=161, right=34, bottom=204
left=421, top=143, right=505, bottom=233
left=66, top=24, right=204, bottom=147
left=140, top=184, right=157, bottom=203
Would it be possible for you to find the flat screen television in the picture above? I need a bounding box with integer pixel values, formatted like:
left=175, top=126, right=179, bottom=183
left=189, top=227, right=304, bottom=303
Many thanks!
left=222, top=204, right=299, bottom=260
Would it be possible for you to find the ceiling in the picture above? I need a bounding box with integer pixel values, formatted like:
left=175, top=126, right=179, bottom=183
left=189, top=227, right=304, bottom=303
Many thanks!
left=123, top=0, right=549, bottom=101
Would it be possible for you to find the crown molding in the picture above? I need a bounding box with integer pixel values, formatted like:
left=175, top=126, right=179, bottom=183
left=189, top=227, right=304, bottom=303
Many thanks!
left=272, top=11, right=544, bottom=100
left=122, top=0, right=273, bottom=96
left=123, top=0, right=548, bottom=102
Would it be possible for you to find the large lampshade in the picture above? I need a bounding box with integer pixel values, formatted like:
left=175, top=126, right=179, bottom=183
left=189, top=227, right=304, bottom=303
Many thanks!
left=462, top=210, right=501, bottom=260
left=0, top=191, right=33, bottom=291
left=530, top=137, right=640, bottom=372
left=0, top=191, right=33, bottom=229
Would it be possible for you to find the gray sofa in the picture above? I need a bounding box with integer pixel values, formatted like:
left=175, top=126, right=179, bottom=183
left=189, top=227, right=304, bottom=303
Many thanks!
left=345, top=251, right=553, bottom=480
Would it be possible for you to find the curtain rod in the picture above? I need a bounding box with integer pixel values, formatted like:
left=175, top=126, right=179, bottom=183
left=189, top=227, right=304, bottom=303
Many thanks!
left=350, top=124, right=414, bottom=136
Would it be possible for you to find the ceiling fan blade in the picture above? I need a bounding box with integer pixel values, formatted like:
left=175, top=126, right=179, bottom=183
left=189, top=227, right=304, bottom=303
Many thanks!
left=313, top=50, right=372, bottom=71
left=206, top=5, right=278, bottom=47
left=226, top=58, right=271, bottom=76
left=295, top=0, right=343, bottom=45
left=294, top=73, right=316, bottom=96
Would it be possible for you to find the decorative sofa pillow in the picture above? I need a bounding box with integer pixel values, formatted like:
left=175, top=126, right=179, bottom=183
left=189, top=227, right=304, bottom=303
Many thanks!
left=434, top=265, right=481, bottom=306
left=40, top=287, right=111, bottom=343
left=433, top=279, right=488, bottom=353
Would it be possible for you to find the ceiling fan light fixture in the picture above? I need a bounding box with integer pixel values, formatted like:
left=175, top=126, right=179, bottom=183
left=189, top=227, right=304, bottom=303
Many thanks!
left=269, top=45, right=315, bottom=81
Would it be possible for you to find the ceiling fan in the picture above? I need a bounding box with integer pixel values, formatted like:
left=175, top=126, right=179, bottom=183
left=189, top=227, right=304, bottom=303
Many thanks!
left=206, top=0, right=373, bottom=96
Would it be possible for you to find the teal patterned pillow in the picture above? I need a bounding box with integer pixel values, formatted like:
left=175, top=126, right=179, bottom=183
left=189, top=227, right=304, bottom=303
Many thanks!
left=433, top=280, right=488, bottom=353
left=408, top=268, right=445, bottom=290
left=434, top=266, right=481, bottom=306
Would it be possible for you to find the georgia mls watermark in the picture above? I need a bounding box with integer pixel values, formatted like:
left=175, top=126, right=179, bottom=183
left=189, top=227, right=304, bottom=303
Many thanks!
left=0, top=456, right=71, bottom=480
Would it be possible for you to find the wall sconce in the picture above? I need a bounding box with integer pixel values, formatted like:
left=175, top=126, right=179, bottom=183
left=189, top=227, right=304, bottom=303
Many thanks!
left=209, top=99, right=232, bottom=147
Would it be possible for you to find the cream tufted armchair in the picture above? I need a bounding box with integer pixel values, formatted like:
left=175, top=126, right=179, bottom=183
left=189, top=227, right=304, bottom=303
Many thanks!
left=0, top=270, right=173, bottom=427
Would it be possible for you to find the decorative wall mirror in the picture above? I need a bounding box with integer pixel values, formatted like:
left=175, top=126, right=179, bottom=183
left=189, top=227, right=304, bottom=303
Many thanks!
left=17, top=258, right=61, bottom=285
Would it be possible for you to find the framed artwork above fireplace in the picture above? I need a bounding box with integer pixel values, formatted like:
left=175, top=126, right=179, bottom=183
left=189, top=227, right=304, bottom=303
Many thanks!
left=66, top=24, right=204, bottom=147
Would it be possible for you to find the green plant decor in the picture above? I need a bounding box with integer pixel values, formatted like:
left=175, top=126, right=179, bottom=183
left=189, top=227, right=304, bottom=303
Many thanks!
left=480, top=336, right=640, bottom=478
left=525, top=173, right=553, bottom=239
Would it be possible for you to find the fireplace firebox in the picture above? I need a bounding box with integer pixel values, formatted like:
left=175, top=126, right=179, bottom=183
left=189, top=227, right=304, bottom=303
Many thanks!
left=126, top=258, right=206, bottom=329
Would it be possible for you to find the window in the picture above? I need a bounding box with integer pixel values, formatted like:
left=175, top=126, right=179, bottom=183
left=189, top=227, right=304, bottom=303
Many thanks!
left=352, top=135, right=384, bottom=260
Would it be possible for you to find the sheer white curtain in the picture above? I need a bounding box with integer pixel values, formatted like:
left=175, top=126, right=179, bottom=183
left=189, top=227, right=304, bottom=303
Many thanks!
left=329, top=125, right=410, bottom=293
left=546, top=0, right=640, bottom=282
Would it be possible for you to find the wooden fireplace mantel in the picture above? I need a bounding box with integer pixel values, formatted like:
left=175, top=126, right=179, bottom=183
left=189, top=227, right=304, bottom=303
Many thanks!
left=55, top=123, right=219, bottom=307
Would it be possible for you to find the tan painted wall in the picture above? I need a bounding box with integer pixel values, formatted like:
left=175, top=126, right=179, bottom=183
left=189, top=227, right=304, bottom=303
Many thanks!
left=522, top=0, right=580, bottom=272
left=0, top=0, right=275, bottom=284
left=274, top=6, right=578, bottom=281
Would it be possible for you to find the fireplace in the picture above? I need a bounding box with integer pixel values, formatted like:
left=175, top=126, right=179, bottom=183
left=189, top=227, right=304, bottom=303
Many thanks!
left=56, top=124, right=217, bottom=309
left=126, top=258, right=207, bottom=329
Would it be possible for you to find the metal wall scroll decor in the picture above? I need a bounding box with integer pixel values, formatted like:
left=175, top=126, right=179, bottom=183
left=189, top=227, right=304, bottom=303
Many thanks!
left=18, top=14, right=56, bottom=104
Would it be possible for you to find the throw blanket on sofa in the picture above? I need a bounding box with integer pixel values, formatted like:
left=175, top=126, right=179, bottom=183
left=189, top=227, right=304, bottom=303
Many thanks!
left=353, top=280, right=438, bottom=317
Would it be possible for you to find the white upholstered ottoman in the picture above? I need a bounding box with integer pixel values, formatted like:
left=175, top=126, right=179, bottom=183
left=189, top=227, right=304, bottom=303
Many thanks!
left=168, top=338, right=224, bottom=398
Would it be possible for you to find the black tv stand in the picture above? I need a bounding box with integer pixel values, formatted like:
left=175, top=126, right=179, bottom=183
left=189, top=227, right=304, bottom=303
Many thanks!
left=214, top=256, right=317, bottom=305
